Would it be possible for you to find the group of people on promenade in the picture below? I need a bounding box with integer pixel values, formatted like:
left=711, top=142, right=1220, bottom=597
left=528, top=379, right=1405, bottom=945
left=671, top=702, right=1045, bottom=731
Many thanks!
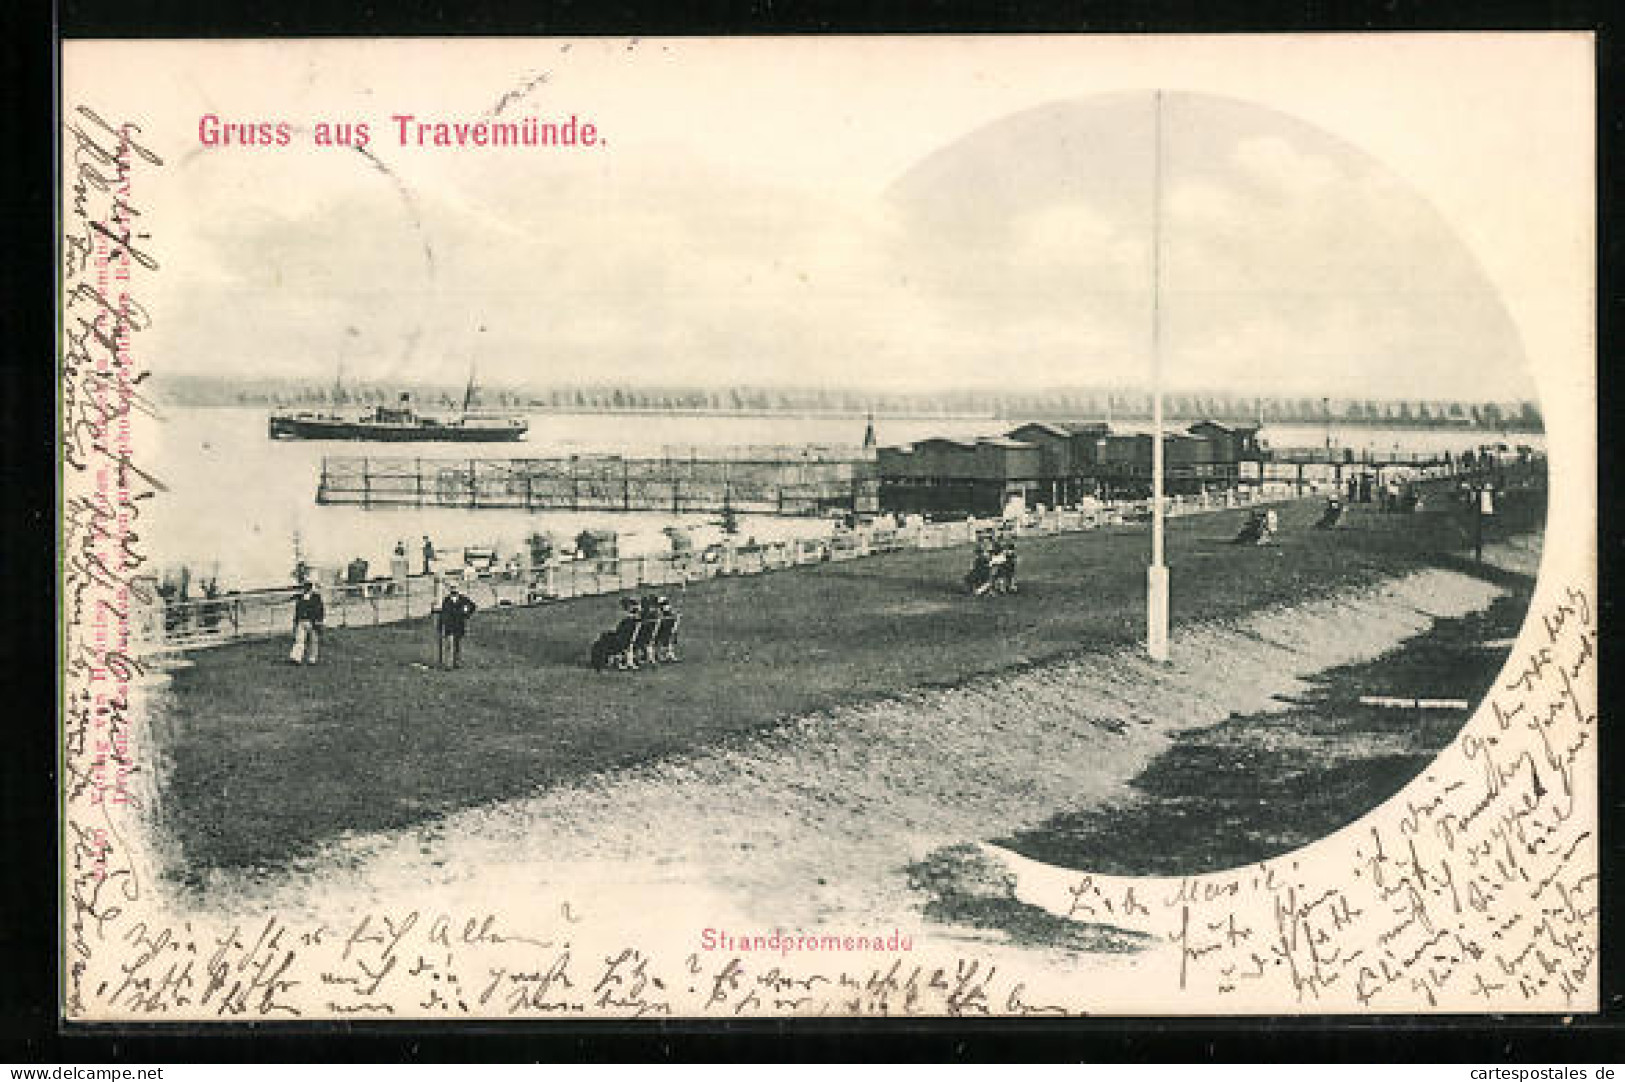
left=591, top=595, right=682, bottom=671
left=965, top=539, right=1019, bottom=596
left=392, top=535, right=439, bottom=575
left=1344, top=473, right=1422, bottom=514
left=286, top=579, right=478, bottom=669
left=292, top=574, right=683, bottom=673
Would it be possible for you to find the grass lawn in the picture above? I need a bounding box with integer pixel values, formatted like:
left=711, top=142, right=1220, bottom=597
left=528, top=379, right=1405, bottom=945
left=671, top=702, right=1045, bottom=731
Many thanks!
left=159, top=486, right=1543, bottom=873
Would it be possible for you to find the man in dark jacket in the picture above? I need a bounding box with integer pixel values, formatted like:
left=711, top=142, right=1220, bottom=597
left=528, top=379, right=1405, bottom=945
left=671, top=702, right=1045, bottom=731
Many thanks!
left=288, top=582, right=324, bottom=665
left=436, top=584, right=478, bottom=669
left=996, top=540, right=1018, bottom=594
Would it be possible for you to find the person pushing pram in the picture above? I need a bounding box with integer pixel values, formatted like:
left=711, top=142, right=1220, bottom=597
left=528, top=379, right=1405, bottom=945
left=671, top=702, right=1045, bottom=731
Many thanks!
left=1314, top=495, right=1345, bottom=529
left=1233, top=506, right=1279, bottom=545
left=965, top=538, right=1018, bottom=595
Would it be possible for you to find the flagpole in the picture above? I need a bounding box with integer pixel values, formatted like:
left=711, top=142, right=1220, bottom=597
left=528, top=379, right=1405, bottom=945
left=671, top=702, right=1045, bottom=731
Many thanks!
left=1147, top=89, right=1170, bottom=662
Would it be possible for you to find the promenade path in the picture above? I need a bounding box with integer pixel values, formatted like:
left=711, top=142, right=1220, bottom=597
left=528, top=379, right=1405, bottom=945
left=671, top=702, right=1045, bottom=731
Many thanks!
left=155, top=486, right=1541, bottom=874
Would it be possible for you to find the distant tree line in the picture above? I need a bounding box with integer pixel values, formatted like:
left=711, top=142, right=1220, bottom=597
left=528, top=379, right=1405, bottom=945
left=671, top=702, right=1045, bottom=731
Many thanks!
left=995, top=389, right=1543, bottom=430
left=153, top=374, right=1545, bottom=432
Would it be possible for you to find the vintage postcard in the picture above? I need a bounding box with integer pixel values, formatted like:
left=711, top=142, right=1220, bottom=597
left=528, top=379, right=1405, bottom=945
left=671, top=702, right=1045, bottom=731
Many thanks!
left=59, top=34, right=1595, bottom=1020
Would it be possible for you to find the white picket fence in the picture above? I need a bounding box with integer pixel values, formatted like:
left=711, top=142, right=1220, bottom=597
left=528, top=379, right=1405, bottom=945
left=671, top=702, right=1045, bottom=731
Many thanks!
left=134, top=483, right=1299, bottom=656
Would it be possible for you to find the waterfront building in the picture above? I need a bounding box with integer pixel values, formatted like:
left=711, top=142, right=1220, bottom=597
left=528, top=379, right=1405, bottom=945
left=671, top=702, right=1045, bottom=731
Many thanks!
left=877, top=419, right=1269, bottom=514
left=875, top=436, right=1045, bottom=518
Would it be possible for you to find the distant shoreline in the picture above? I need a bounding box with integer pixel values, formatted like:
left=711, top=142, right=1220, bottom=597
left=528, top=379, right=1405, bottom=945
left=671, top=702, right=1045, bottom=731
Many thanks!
left=156, top=401, right=1545, bottom=434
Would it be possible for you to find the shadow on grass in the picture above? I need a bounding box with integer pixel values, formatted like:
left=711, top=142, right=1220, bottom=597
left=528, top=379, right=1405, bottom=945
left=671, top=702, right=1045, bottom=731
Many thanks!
left=905, top=844, right=1151, bottom=955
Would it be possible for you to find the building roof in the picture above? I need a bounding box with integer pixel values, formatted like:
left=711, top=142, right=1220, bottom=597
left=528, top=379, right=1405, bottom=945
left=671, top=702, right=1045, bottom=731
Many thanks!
left=1188, top=419, right=1262, bottom=435
left=1007, top=420, right=1112, bottom=438
left=890, top=434, right=1040, bottom=452
left=1105, top=430, right=1202, bottom=441
left=1006, top=421, right=1069, bottom=439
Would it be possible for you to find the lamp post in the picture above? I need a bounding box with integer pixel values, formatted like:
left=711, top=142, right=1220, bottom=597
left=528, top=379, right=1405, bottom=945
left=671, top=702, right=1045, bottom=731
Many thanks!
left=1146, top=90, right=1170, bottom=662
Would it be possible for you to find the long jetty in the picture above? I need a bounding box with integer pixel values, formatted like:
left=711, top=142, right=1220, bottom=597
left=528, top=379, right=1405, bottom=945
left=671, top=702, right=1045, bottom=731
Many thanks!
left=317, top=445, right=1515, bottom=517
left=316, top=453, right=881, bottom=517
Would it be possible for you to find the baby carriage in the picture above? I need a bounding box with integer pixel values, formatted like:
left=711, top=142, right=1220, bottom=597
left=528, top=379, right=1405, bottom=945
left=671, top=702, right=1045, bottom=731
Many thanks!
left=1234, top=508, right=1277, bottom=545
left=1314, top=498, right=1344, bottom=529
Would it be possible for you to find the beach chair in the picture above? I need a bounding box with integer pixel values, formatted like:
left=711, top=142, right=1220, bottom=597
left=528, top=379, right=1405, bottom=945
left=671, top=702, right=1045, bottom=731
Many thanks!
left=589, top=628, right=620, bottom=671
left=652, top=613, right=682, bottom=662
left=624, top=617, right=659, bottom=669
left=638, top=614, right=669, bottom=666
left=636, top=616, right=664, bottom=667
left=594, top=617, right=640, bottom=671
left=591, top=619, right=635, bottom=671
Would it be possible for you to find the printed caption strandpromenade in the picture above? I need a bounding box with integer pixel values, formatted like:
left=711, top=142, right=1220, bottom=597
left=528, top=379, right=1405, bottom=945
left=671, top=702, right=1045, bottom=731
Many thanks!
left=699, top=928, right=915, bottom=956
left=196, top=113, right=604, bottom=150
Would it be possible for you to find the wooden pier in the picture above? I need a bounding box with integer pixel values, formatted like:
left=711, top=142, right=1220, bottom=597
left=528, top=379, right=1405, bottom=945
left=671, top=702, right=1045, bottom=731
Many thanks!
left=316, top=454, right=882, bottom=517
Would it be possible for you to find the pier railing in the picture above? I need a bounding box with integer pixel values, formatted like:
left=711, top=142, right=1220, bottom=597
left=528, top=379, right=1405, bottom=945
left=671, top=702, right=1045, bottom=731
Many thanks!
left=135, top=482, right=1332, bottom=656
left=316, top=454, right=882, bottom=517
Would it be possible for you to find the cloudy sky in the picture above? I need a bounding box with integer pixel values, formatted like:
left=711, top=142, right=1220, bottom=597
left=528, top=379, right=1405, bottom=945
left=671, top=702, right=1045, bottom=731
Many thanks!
left=70, top=37, right=1586, bottom=402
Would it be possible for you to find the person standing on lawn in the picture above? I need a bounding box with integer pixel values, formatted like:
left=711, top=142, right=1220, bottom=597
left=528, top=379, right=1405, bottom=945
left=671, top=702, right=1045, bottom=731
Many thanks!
left=997, top=539, right=1019, bottom=593
left=288, top=582, right=324, bottom=665
left=436, top=583, right=478, bottom=669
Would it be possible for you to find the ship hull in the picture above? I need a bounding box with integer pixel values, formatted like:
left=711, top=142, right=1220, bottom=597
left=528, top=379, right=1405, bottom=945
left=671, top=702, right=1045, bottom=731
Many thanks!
left=269, top=416, right=529, bottom=442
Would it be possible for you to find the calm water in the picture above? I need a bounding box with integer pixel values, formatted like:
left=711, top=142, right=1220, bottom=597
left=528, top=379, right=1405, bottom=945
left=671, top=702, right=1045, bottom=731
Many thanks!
left=143, top=407, right=1540, bottom=591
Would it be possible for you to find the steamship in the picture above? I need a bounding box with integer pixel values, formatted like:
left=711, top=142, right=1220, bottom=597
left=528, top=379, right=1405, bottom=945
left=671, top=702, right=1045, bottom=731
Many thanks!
left=268, top=393, right=529, bottom=443
left=268, top=362, right=528, bottom=443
